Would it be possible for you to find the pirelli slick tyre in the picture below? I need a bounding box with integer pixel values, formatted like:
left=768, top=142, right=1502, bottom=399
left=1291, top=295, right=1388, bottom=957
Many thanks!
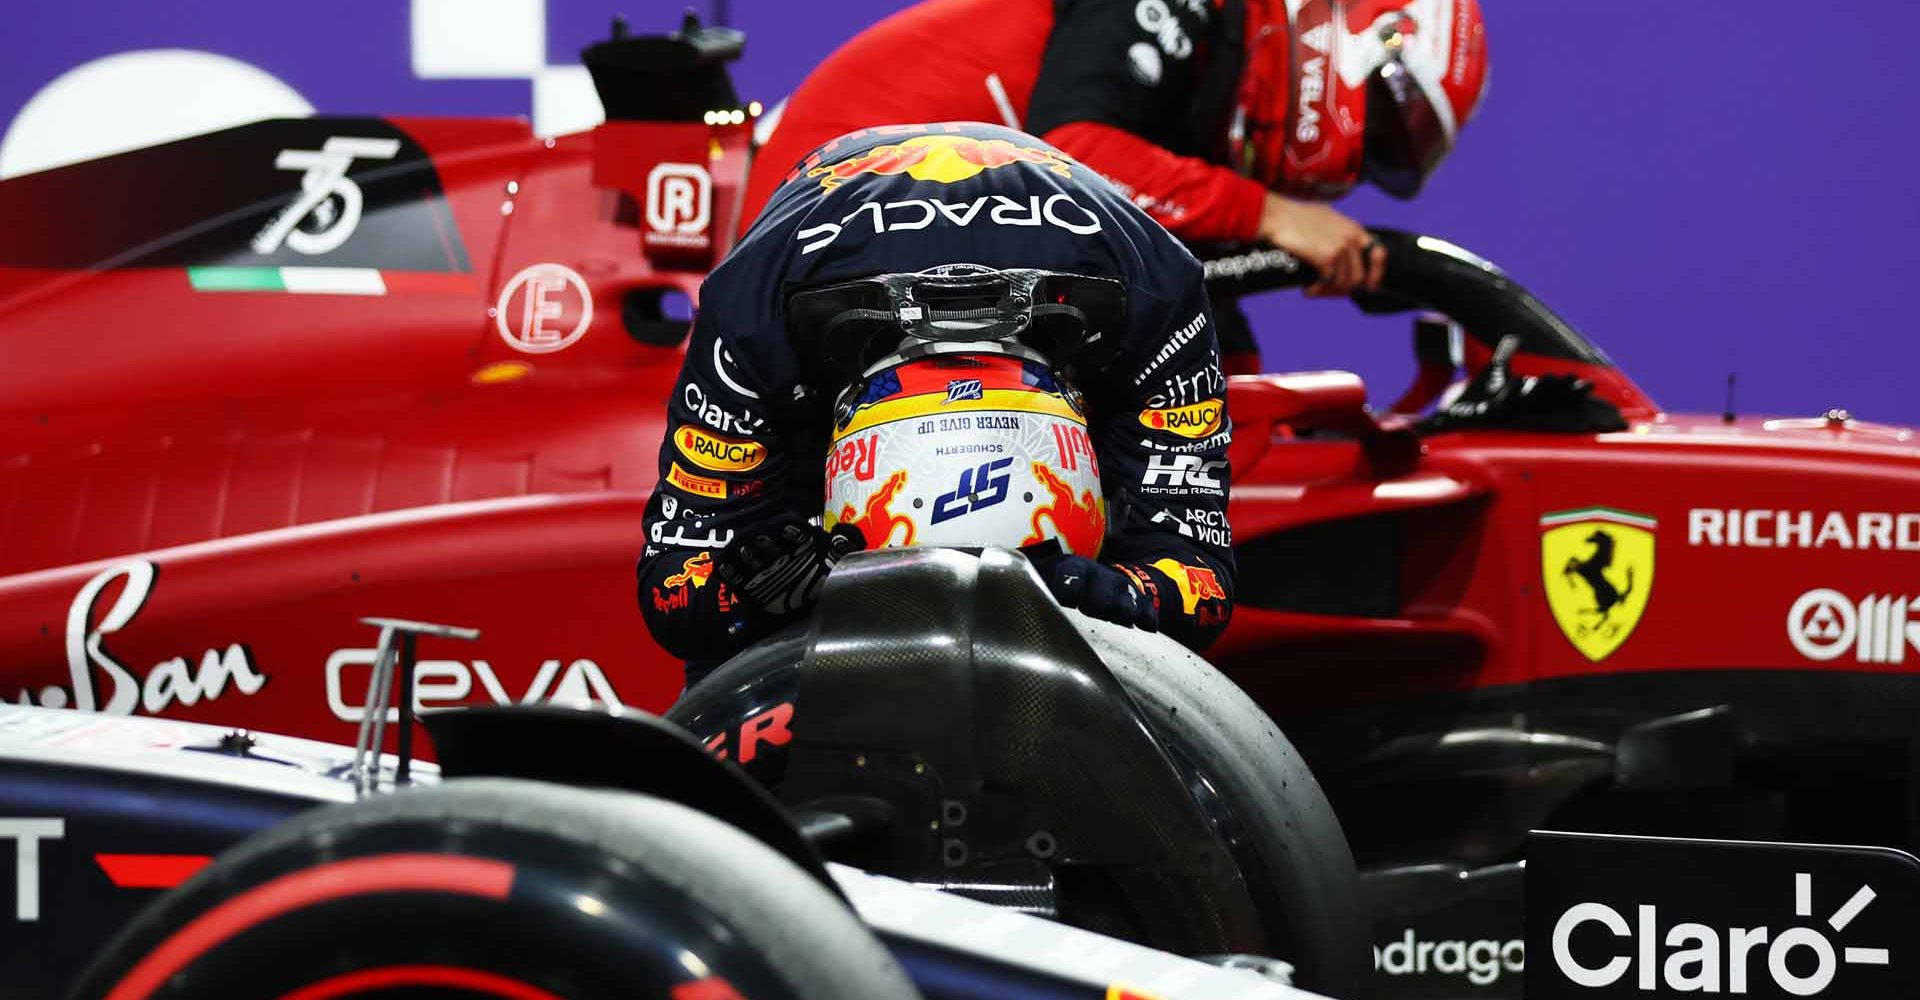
left=67, top=779, right=919, bottom=1000
left=1068, top=613, right=1374, bottom=1000
left=671, top=547, right=1370, bottom=999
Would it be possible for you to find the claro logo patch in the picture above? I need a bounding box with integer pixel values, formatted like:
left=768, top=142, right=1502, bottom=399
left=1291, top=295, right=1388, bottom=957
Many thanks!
left=1527, top=831, right=1911, bottom=1000
left=1138, top=400, right=1223, bottom=439
left=1550, top=873, right=1888, bottom=996
left=675, top=425, right=765, bottom=473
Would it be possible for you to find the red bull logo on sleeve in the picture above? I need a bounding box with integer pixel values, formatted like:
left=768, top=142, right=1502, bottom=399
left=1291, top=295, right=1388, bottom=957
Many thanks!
left=808, top=134, right=1076, bottom=191
left=1151, top=558, right=1229, bottom=614
left=663, top=552, right=714, bottom=589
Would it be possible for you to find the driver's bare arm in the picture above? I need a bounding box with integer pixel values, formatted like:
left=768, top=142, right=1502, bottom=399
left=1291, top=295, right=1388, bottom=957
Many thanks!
left=637, top=312, right=813, bottom=668
left=1258, top=196, right=1386, bottom=295
left=1086, top=263, right=1236, bottom=650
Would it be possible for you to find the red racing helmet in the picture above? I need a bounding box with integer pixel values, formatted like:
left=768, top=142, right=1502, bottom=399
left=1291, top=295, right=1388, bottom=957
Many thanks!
left=1232, top=0, right=1490, bottom=199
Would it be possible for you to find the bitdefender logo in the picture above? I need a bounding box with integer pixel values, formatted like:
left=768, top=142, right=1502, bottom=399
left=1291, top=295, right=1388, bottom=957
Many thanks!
left=1550, top=872, right=1888, bottom=996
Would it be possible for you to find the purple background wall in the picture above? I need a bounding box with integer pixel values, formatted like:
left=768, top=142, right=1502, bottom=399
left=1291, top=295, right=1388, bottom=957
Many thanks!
left=4, top=2, right=1913, bottom=421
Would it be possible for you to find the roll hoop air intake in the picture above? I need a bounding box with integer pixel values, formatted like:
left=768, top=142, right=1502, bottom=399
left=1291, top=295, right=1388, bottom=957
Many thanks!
left=786, top=266, right=1127, bottom=399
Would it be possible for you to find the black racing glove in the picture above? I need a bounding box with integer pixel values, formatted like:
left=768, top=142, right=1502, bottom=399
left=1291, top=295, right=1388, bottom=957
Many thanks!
left=1419, top=335, right=1627, bottom=434
left=714, top=520, right=866, bottom=617
left=1034, top=554, right=1160, bottom=632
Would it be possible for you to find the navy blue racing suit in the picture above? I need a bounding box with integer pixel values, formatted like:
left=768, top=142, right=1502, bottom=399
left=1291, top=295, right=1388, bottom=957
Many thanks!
left=638, top=122, right=1234, bottom=672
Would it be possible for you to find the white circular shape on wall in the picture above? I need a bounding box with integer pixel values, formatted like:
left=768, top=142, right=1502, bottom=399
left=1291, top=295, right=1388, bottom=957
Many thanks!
left=0, top=49, right=314, bottom=178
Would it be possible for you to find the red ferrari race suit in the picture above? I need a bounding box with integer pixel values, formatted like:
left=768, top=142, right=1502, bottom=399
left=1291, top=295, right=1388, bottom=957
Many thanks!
left=639, top=123, right=1234, bottom=676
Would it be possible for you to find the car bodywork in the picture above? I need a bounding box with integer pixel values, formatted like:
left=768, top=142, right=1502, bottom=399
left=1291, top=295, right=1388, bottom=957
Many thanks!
left=3, top=20, right=1919, bottom=1000
left=0, top=702, right=1327, bottom=1000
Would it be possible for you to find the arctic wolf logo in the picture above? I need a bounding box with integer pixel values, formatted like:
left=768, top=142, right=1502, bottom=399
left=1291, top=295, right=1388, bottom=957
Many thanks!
left=1540, top=507, right=1657, bottom=661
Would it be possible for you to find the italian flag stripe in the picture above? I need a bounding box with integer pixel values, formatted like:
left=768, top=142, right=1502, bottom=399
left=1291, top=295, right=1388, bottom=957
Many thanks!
left=380, top=271, right=480, bottom=295
left=187, top=266, right=285, bottom=291
left=280, top=267, right=385, bottom=295
left=1539, top=506, right=1658, bottom=530
left=186, top=267, right=411, bottom=296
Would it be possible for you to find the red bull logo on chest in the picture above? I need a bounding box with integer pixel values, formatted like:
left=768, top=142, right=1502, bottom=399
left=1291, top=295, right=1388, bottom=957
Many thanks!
left=808, top=134, right=1076, bottom=191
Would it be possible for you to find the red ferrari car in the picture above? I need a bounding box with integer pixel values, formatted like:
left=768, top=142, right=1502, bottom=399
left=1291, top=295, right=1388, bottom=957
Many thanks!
left=4, top=19, right=1917, bottom=1000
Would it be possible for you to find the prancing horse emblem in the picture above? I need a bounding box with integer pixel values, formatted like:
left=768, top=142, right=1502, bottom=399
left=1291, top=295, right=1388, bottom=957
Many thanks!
left=1564, top=529, right=1634, bottom=638
left=1539, top=508, right=1657, bottom=662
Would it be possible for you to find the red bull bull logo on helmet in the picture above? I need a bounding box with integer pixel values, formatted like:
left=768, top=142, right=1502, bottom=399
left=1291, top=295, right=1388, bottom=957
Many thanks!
left=1023, top=463, right=1106, bottom=557
left=808, top=134, right=1076, bottom=191
left=835, top=470, right=916, bottom=549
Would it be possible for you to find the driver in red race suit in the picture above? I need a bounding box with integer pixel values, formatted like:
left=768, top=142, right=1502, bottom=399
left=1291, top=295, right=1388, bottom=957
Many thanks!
left=740, top=0, right=1490, bottom=372
left=639, top=122, right=1233, bottom=684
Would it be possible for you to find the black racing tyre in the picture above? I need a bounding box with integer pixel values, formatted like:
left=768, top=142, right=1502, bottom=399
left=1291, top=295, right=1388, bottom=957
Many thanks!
left=1068, top=614, right=1374, bottom=999
left=67, top=779, right=919, bottom=1000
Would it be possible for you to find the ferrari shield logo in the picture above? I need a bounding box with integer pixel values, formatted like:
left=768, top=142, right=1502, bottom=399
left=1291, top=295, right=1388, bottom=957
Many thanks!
left=1540, top=507, right=1657, bottom=661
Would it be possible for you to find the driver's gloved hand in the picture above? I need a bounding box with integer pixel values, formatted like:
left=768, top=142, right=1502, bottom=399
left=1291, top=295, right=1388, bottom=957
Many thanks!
left=714, top=519, right=865, bottom=617
left=1419, top=335, right=1626, bottom=434
left=1034, top=554, right=1160, bottom=631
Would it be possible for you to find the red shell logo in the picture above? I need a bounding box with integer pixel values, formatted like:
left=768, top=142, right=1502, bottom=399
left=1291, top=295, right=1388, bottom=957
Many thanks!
left=837, top=471, right=916, bottom=549
left=1023, top=463, right=1106, bottom=556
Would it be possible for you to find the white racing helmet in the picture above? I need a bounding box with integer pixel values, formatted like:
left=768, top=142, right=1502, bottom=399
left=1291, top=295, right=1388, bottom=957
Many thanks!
left=796, top=264, right=1124, bottom=557
left=825, top=344, right=1107, bottom=556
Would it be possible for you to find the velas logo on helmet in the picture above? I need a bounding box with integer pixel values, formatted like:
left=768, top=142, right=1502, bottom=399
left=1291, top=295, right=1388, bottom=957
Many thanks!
left=675, top=425, right=766, bottom=473
left=807, top=134, right=1075, bottom=191
left=1139, top=400, right=1225, bottom=439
